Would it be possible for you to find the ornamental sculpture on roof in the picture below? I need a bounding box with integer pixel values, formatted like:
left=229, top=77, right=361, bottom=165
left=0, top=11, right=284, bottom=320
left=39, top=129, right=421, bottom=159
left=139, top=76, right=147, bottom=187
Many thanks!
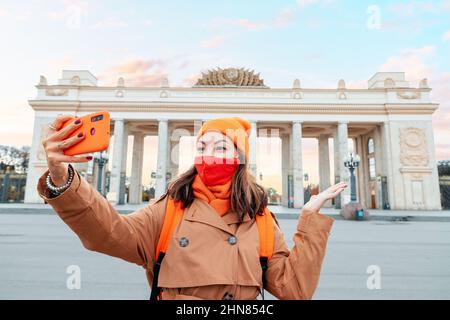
left=194, top=67, right=267, bottom=87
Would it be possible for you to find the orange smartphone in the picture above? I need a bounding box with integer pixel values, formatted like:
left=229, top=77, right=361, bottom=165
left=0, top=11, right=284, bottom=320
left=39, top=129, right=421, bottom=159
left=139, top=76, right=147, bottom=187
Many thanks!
left=61, top=110, right=110, bottom=156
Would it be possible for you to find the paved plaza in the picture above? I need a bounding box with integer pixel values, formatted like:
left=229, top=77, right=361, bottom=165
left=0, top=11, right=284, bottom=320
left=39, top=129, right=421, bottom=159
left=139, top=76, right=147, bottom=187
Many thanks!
left=1, top=207, right=449, bottom=300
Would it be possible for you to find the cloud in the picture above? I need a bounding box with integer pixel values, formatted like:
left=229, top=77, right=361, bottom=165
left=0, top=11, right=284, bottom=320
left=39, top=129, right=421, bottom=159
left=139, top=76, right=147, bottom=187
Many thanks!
left=384, top=1, right=445, bottom=33
left=346, top=79, right=367, bottom=89
left=178, top=60, right=189, bottom=69
left=273, top=8, right=296, bottom=27
left=201, top=35, right=226, bottom=48
left=425, top=73, right=450, bottom=160
left=443, top=30, right=450, bottom=41
left=15, top=10, right=32, bottom=22
left=379, top=46, right=435, bottom=81
left=109, top=59, right=166, bottom=74
left=47, top=0, right=91, bottom=30
left=46, top=56, right=74, bottom=78
left=443, top=0, right=450, bottom=11
left=297, top=0, right=334, bottom=8
left=297, top=0, right=320, bottom=8
left=209, top=7, right=297, bottom=32
left=182, top=73, right=202, bottom=86
left=143, top=19, right=153, bottom=27
left=389, top=1, right=439, bottom=17
left=228, top=19, right=267, bottom=31
left=117, top=72, right=168, bottom=87
left=91, top=17, right=127, bottom=29
left=424, top=70, right=450, bottom=160
left=377, top=47, right=450, bottom=160
left=98, top=58, right=168, bottom=86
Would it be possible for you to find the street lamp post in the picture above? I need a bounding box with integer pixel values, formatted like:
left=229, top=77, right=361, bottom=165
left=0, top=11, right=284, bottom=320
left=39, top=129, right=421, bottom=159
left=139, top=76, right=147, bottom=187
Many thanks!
left=94, top=151, right=109, bottom=196
left=343, top=153, right=360, bottom=203
left=304, top=172, right=310, bottom=203
left=341, top=152, right=367, bottom=220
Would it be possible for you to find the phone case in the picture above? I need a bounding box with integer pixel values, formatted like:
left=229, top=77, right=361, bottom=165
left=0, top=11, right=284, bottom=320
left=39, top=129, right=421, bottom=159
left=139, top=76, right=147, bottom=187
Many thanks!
left=61, top=110, right=111, bottom=156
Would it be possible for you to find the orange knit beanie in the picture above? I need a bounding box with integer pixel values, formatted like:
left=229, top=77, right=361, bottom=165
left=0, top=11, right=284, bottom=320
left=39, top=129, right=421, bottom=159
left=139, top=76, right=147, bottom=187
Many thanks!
left=196, top=117, right=252, bottom=161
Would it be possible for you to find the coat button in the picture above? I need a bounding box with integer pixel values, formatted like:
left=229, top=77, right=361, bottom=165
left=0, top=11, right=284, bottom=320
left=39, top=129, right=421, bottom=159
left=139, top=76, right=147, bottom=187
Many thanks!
left=179, top=237, right=189, bottom=247
left=228, top=235, right=237, bottom=245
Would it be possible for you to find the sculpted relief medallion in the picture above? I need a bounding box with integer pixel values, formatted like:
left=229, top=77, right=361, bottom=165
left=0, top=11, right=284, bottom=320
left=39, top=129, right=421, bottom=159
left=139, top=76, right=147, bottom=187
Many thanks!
left=399, top=128, right=429, bottom=166
left=195, top=67, right=266, bottom=87
left=45, top=88, right=69, bottom=96
left=224, top=68, right=239, bottom=82
left=396, top=91, right=421, bottom=100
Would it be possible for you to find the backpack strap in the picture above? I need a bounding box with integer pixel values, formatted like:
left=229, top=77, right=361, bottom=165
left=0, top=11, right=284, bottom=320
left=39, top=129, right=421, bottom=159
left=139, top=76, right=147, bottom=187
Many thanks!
left=255, top=207, right=275, bottom=299
left=150, top=198, right=183, bottom=300
left=155, top=198, right=184, bottom=259
left=255, top=207, right=275, bottom=260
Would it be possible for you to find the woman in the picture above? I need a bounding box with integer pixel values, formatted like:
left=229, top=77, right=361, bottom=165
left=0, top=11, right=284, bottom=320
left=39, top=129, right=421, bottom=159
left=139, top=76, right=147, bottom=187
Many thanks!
left=37, top=115, right=347, bottom=300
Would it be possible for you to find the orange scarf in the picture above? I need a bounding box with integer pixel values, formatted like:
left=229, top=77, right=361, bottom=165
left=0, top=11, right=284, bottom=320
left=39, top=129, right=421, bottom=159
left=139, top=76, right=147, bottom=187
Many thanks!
left=192, top=175, right=232, bottom=216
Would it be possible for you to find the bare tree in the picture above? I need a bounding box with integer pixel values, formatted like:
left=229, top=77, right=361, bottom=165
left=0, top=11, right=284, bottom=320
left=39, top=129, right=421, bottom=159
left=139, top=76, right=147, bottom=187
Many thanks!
left=0, top=145, right=30, bottom=174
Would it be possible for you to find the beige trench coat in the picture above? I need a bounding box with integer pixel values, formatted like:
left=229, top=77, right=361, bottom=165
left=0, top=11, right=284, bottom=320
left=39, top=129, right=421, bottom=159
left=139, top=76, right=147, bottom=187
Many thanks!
left=37, top=165, right=334, bottom=300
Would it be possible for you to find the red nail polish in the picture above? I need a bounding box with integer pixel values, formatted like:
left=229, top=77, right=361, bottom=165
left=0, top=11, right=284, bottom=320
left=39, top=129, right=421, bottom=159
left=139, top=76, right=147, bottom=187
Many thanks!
left=86, top=156, right=93, bottom=160
left=75, top=119, right=81, bottom=125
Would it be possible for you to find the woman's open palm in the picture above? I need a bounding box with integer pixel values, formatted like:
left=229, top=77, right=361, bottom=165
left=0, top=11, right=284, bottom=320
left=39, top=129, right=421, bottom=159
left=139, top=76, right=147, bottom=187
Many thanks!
left=302, top=182, right=348, bottom=213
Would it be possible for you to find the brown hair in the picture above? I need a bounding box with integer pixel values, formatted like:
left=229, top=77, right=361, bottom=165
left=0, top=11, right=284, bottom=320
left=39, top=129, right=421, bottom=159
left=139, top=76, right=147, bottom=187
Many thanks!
left=156, top=155, right=268, bottom=222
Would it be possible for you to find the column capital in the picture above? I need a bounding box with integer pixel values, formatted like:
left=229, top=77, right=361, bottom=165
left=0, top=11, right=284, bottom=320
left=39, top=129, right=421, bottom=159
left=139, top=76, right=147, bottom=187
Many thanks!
left=292, top=120, right=304, bottom=124
left=337, top=121, right=349, bottom=125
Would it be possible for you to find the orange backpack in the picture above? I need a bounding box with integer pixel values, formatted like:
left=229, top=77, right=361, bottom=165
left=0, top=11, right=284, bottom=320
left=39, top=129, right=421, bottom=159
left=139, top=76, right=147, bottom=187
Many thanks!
left=150, top=197, right=275, bottom=300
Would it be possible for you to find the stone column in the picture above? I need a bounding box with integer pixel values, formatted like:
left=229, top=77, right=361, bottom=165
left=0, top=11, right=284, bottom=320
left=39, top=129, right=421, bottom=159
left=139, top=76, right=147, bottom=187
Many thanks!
left=107, top=119, right=126, bottom=204
left=249, top=121, right=258, bottom=177
left=334, top=121, right=350, bottom=208
left=119, top=125, right=129, bottom=204
left=333, top=126, right=340, bottom=208
left=281, top=134, right=291, bottom=207
left=129, top=133, right=145, bottom=204
left=318, top=134, right=332, bottom=207
left=373, top=127, right=384, bottom=209
left=24, top=115, right=53, bottom=203
left=318, top=134, right=331, bottom=192
left=355, top=136, right=367, bottom=208
left=166, top=125, right=174, bottom=183
left=292, top=121, right=304, bottom=208
left=380, top=121, right=395, bottom=209
left=166, top=123, right=183, bottom=182
left=194, top=119, right=203, bottom=136
left=155, top=119, right=168, bottom=198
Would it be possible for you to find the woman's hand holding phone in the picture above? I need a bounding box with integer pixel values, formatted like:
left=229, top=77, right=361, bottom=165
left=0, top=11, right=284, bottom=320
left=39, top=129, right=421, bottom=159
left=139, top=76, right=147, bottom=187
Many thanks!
left=41, top=114, right=93, bottom=186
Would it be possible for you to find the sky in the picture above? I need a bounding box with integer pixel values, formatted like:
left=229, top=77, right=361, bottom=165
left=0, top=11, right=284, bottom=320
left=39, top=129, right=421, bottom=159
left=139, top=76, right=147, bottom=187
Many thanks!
left=0, top=0, right=449, bottom=191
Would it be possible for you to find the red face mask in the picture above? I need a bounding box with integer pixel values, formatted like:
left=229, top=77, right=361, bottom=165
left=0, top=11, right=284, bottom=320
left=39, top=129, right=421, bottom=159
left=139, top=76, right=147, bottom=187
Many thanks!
left=194, top=155, right=239, bottom=186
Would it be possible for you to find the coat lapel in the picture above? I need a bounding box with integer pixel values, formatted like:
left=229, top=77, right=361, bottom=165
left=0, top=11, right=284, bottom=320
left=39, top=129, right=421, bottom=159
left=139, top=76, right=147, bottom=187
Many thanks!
left=221, top=209, right=251, bottom=225
left=185, top=199, right=250, bottom=235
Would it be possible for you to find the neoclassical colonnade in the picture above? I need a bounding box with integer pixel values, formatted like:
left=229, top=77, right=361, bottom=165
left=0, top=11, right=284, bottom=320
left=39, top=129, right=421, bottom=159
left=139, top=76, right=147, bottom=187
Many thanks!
left=24, top=69, right=442, bottom=210
left=102, top=119, right=355, bottom=208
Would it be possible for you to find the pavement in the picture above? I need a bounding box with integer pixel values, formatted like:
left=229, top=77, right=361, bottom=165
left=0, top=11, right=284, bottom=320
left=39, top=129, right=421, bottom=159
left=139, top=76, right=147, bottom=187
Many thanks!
left=1, top=202, right=449, bottom=222
left=1, top=212, right=449, bottom=299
